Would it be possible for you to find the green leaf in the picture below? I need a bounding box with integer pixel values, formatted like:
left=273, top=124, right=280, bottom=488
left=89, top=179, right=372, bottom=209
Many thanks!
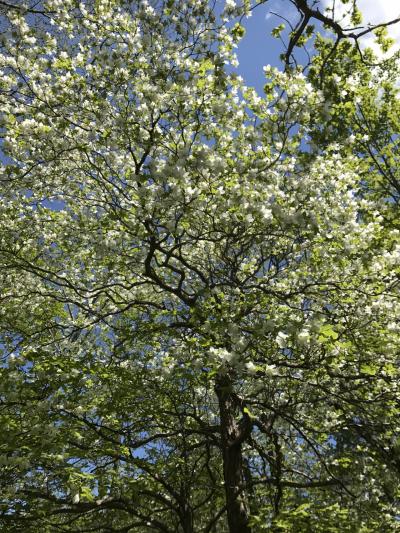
left=360, top=364, right=377, bottom=376
left=232, top=23, right=246, bottom=41
left=318, top=324, right=339, bottom=342
left=271, top=23, right=285, bottom=38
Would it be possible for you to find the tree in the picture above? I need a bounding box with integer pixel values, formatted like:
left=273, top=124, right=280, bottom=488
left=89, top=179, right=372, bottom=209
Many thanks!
left=0, top=0, right=399, bottom=531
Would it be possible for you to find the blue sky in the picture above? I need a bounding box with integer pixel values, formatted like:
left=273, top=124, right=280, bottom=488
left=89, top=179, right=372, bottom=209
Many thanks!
left=234, top=1, right=313, bottom=93
left=234, top=0, right=400, bottom=94
left=235, top=4, right=284, bottom=93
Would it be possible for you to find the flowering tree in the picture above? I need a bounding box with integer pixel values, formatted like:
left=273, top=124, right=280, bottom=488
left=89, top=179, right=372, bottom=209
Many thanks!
left=0, top=1, right=399, bottom=531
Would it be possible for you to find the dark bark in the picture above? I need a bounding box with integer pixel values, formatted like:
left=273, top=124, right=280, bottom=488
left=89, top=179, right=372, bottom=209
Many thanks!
left=180, top=501, right=194, bottom=533
left=215, top=374, right=252, bottom=533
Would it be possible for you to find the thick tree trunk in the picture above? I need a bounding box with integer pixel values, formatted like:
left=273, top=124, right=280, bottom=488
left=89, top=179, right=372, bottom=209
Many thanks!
left=180, top=501, right=193, bottom=533
left=215, top=375, right=252, bottom=533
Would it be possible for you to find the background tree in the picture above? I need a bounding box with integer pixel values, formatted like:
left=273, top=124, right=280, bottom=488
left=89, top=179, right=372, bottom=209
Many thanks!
left=0, top=0, right=399, bottom=531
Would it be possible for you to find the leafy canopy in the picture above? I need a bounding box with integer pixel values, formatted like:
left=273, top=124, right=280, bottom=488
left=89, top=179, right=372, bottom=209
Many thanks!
left=0, top=0, right=399, bottom=531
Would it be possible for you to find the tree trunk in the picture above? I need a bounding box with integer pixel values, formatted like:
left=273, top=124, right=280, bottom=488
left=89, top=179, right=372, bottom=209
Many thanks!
left=215, top=375, right=252, bottom=533
left=180, top=501, right=194, bottom=533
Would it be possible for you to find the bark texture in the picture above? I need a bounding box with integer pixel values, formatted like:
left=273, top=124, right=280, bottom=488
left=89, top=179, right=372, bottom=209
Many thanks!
left=215, top=375, right=252, bottom=533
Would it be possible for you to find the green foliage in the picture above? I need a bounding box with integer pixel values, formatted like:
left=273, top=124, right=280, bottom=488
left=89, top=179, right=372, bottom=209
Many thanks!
left=0, top=0, right=399, bottom=531
left=271, top=23, right=285, bottom=38
left=374, top=26, right=395, bottom=53
left=232, top=22, right=246, bottom=41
